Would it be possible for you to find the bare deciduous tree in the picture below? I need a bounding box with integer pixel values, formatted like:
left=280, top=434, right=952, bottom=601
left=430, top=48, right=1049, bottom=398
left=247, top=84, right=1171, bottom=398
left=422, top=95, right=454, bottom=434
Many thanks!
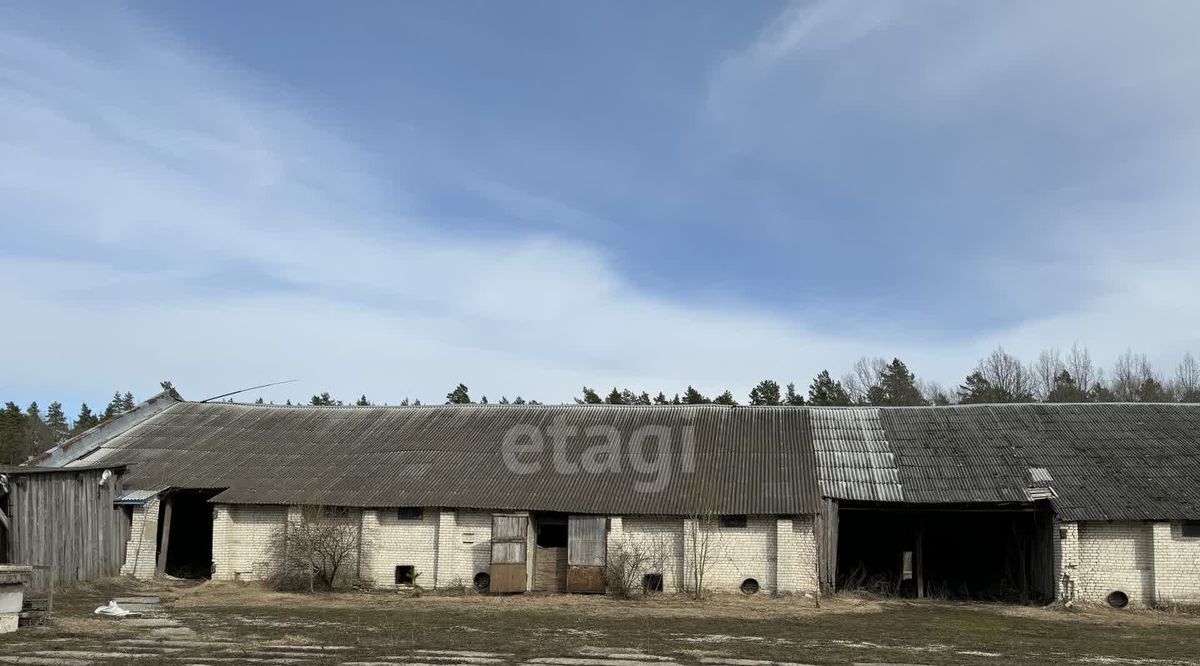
left=1064, top=344, right=1097, bottom=392
left=975, top=347, right=1034, bottom=401
left=842, top=357, right=887, bottom=404
left=1174, top=353, right=1200, bottom=402
left=685, top=515, right=723, bottom=600
left=266, top=504, right=366, bottom=592
left=1110, top=349, right=1157, bottom=402
left=1030, top=347, right=1064, bottom=401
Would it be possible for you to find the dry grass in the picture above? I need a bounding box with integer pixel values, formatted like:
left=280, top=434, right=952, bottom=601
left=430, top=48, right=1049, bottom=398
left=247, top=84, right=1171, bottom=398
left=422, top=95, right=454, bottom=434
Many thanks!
left=170, top=580, right=892, bottom=619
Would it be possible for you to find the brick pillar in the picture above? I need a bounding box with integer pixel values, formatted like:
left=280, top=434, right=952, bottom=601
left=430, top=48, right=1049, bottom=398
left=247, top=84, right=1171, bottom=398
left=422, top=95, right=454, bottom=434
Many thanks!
left=1058, top=522, right=1079, bottom=602
left=435, top=509, right=457, bottom=589
left=775, top=517, right=794, bottom=594
left=682, top=517, right=697, bottom=594
left=210, top=505, right=230, bottom=580
left=360, top=510, right=381, bottom=586
left=120, top=497, right=161, bottom=579
left=1150, top=521, right=1172, bottom=607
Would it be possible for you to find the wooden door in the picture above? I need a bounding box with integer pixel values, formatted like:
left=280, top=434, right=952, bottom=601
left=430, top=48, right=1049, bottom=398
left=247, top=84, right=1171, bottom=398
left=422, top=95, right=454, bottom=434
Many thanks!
left=566, top=515, right=607, bottom=593
left=489, top=514, right=527, bottom=593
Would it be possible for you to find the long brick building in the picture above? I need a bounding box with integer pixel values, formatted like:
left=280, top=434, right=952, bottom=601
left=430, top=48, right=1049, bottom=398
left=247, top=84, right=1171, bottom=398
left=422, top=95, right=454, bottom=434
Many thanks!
left=27, top=389, right=1200, bottom=606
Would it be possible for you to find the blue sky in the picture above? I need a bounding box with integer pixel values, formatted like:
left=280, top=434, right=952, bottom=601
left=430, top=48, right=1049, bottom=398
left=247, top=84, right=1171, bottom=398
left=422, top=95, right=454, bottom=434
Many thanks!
left=3, top=1, right=1200, bottom=409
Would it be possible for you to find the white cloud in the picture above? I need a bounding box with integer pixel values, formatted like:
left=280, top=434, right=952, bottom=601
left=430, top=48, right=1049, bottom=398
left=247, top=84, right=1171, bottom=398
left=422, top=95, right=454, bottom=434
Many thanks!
left=2, top=2, right=1199, bottom=409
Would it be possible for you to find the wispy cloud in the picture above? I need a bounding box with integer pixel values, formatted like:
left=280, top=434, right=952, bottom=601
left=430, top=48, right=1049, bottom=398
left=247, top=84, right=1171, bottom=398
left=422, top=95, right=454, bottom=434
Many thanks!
left=1, top=2, right=1199, bottom=407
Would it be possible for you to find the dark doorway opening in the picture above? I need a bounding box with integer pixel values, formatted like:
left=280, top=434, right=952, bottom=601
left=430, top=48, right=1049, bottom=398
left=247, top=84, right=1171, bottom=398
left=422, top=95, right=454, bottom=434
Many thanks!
left=156, top=489, right=221, bottom=579
left=533, top=513, right=568, bottom=592
left=536, top=516, right=568, bottom=548
left=836, top=504, right=1054, bottom=602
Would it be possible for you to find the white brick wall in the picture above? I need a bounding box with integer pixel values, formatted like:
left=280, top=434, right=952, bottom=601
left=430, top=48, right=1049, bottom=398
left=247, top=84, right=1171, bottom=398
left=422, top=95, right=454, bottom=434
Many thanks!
left=120, top=497, right=159, bottom=578
left=1151, top=522, right=1200, bottom=605
left=360, top=508, right=493, bottom=590
left=211, top=504, right=286, bottom=581
left=606, top=516, right=817, bottom=595
left=126, top=502, right=820, bottom=596
left=1077, top=521, right=1154, bottom=606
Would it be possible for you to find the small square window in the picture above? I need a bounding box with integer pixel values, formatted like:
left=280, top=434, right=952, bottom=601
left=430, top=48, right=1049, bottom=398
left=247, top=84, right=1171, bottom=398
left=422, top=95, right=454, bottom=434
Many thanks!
left=1182, top=521, right=1200, bottom=538
left=719, top=515, right=747, bottom=529
left=397, top=507, right=423, bottom=521
left=395, top=565, right=415, bottom=585
left=643, top=573, right=664, bottom=593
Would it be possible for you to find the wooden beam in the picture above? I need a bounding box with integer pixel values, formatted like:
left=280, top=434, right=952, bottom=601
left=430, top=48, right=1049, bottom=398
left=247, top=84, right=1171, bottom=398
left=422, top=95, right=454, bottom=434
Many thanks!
left=915, top=523, right=925, bottom=599
left=155, top=498, right=173, bottom=578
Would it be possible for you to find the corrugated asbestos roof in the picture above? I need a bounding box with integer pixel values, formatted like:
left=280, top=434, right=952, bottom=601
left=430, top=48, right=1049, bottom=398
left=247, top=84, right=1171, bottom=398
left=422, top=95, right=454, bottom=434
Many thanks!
left=41, top=398, right=1200, bottom=520
left=826, top=403, right=1200, bottom=521
left=63, top=401, right=820, bottom=516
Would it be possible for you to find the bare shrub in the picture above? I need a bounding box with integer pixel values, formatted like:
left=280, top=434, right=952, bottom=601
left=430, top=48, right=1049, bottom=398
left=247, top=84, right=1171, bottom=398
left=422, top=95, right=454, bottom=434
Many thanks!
left=265, top=505, right=367, bottom=592
left=685, top=515, right=723, bottom=600
left=605, top=534, right=670, bottom=599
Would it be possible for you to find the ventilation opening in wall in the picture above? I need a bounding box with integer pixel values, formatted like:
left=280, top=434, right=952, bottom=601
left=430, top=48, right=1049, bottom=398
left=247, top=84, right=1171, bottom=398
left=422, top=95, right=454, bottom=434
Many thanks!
left=1106, top=590, right=1129, bottom=608
left=740, top=578, right=760, bottom=595
left=473, top=572, right=490, bottom=593
left=643, top=573, right=664, bottom=593
left=395, top=565, right=415, bottom=585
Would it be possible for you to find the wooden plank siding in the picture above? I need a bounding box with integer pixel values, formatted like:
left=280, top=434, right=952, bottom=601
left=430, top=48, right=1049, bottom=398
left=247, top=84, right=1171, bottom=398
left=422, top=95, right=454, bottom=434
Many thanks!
left=2, top=468, right=126, bottom=594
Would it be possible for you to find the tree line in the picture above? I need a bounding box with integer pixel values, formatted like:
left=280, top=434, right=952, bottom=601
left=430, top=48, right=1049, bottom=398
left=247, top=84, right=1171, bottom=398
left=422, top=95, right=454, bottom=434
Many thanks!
left=0, top=390, right=138, bottom=465
left=571, top=345, right=1200, bottom=408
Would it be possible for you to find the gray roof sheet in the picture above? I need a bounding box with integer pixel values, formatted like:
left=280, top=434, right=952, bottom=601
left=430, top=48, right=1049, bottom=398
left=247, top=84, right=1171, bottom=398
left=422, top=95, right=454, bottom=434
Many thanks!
left=41, top=398, right=1200, bottom=521
left=865, top=403, right=1200, bottom=520
left=69, top=401, right=820, bottom=515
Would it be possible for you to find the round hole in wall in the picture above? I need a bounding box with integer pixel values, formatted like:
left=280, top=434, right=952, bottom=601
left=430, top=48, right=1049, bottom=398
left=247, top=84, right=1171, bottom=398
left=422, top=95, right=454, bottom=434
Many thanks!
left=1106, top=590, right=1129, bottom=609
left=473, top=572, right=491, bottom=593
left=740, top=578, right=760, bottom=595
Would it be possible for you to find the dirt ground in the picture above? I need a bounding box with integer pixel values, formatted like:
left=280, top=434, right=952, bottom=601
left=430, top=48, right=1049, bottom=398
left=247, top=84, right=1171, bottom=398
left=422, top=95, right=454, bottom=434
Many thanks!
left=3, top=579, right=1200, bottom=665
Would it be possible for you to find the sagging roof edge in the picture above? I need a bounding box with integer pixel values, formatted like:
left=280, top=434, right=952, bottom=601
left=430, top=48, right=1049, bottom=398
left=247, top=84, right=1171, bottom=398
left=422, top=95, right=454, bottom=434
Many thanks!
left=29, top=389, right=182, bottom=467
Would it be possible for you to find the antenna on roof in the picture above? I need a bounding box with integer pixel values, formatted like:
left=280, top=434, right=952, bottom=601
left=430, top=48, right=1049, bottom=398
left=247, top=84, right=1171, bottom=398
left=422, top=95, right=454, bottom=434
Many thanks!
left=199, top=380, right=298, bottom=403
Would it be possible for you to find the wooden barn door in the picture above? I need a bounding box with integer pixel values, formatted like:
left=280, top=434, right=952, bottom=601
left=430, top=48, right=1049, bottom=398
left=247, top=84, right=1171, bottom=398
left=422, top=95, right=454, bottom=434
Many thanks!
left=566, top=515, right=607, bottom=593
left=489, top=514, right=528, bottom=593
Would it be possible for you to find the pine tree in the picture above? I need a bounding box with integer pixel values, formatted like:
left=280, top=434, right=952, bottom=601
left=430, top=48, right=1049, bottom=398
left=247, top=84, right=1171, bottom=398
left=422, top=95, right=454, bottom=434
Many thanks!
left=45, top=401, right=69, bottom=442
left=958, top=371, right=999, bottom=404
left=578, top=387, right=603, bottom=404
left=121, top=391, right=135, bottom=411
left=878, top=358, right=926, bottom=405
left=512, top=396, right=527, bottom=405
left=605, top=388, right=626, bottom=404
left=24, top=402, right=52, bottom=453
left=356, top=394, right=370, bottom=406
left=713, top=390, right=738, bottom=405
left=72, top=402, right=99, bottom=435
left=670, top=393, right=682, bottom=405
left=652, top=392, right=669, bottom=405
left=445, top=384, right=471, bottom=404
left=0, top=402, right=27, bottom=465
left=808, top=370, right=852, bottom=406
left=480, top=396, right=489, bottom=404
left=1045, top=370, right=1087, bottom=403
left=254, top=397, right=265, bottom=405
left=1089, top=382, right=1116, bottom=402
left=1137, top=377, right=1170, bottom=402
left=637, top=391, right=652, bottom=405
left=681, top=386, right=710, bottom=404
left=103, top=391, right=125, bottom=420
left=748, top=379, right=781, bottom=406
left=784, top=382, right=805, bottom=406
left=498, top=396, right=510, bottom=404
left=310, top=392, right=335, bottom=406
